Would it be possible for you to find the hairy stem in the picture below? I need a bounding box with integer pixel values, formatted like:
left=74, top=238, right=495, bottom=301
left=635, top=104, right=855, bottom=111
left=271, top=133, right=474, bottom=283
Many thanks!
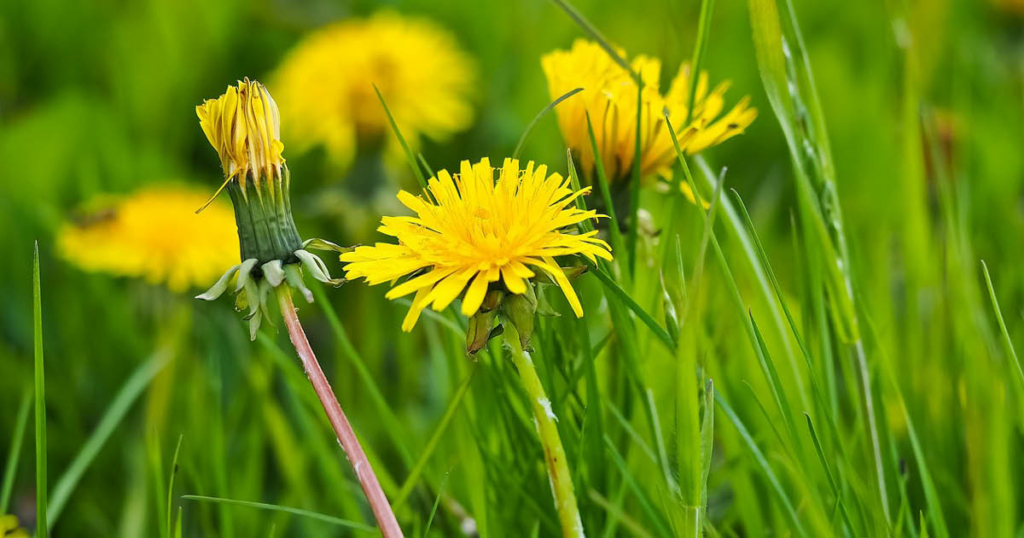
left=275, top=286, right=403, bottom=538
left=506, top=324, right=584, bottom=538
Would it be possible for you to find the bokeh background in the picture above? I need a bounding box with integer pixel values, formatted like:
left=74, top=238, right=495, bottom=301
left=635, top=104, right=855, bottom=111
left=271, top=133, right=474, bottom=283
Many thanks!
left=1, top=0, right=1023, bottom=536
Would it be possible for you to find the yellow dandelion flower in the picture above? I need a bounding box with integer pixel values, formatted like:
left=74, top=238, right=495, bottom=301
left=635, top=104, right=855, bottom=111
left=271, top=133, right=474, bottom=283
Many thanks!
left=1, top=514, right=28, bottom=538
left=57, top=186, right=238, bottom=292
left=542, top=39, right=757, bottom=184
left=197, top=78, right=285, bottom=203
left=341, top=158, right=612, bottom=331
left=273, top=11, right=475, bottom=168
left=196, top=78, right=345, bottom=340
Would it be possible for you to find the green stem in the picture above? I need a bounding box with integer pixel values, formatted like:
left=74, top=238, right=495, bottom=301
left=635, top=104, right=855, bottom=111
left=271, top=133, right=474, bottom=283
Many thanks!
left=505, top=324, right=584, bottom=538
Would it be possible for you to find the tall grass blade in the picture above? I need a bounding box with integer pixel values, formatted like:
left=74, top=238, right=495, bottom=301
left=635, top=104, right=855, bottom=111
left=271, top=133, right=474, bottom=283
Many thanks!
left=374, top=84, right=428, bottom=192
left=47, top=351, right=171, bottom=527
left=166, top=434, right=184, bottom=538
left=33, top=241, right=48, bottom=537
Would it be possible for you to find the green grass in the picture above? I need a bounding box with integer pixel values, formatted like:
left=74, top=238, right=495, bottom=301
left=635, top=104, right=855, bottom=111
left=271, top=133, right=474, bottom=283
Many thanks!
left=3, top=0, right=1024, bottom=536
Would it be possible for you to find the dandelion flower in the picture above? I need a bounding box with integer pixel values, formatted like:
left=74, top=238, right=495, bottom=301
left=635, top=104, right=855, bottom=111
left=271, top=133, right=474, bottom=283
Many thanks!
left=340, top=158, right=612, bottom=333
left=0, top=514, right=28, bottom=538
left=196, top=78, right=344, bottom=339
left=542, top=39, right=757, bottom=184
left=57, top=186, right=238, bottom=293
left=273, top=11, right=475, bottom=168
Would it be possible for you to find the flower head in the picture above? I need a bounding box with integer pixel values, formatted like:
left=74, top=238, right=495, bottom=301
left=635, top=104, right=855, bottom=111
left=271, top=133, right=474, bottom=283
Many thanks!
left=542, top=39, right=757, bottom=184
left=196, top=79, right=345, bottom=340
left=273, top=11, right=475, bottom=168
left=341, top=158, right=612, bottom=333
left=58, top=186, right=239, bottom=293
left=196, top=78, right=285, bottom=199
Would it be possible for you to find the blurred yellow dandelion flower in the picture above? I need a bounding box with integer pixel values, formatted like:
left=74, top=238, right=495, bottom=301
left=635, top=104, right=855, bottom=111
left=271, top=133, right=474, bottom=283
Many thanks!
left=57, top=186, right=238, bottom=292
left=542, top=39, right=757, bottom=184
left=0, top=514, right=28, bottom=538
left=341, top=158, right=612, bottom=331
left=273, top=11, right=475, bottom=168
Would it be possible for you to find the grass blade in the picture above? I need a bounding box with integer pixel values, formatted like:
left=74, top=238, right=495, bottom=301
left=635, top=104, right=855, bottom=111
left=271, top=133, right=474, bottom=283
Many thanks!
left=33, top=241, right=48, bottom=537
left=47, top=351, right=171, bottom=527
left=181, top=495, right=375, bottom=532
left=167, top=434, right=184, bottom=538
left=980, top=260, right=1024, bottom=389
left=374, top=84, right=428, bottom=192
left=513, top=87, right=583, bottom=160
left=393, top=364, right=478, bottom=509
left=716, top=393, right=806, bottom=538
left=1, top=391, right=31, bottom=513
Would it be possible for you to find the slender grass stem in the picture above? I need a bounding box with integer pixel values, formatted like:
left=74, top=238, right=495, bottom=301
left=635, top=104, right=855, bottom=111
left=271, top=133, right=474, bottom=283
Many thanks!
left=275, top=286, right=403, bottom=538
left=506, top=324, right=584, bottom=538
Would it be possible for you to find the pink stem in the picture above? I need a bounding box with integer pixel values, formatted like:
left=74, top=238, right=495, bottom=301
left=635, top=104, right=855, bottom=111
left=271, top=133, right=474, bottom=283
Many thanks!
left=276, top=286, right=403, bottom=537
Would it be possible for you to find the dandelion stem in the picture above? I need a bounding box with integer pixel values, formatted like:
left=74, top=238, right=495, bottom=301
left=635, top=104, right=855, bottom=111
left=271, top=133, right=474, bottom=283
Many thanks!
left=505, top=324, right=584, bottom=538
left=275, top=286, right=403, bottom=538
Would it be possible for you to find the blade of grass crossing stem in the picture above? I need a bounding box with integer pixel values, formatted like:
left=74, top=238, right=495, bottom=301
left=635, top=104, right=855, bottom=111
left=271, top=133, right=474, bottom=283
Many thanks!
left=981, top=261, right=1024, bottom=390
left=716, top=393, right=807, bottom=538
left=48, top=351, right=171, bottom=527
left=393, top=364, right=478, bottom=509
left=685, top=0, right=717, bottom=126
left=374, top=84, right=428, bottom=192
left=805, top=413, right=855, bottom=535
left=182, top=495, right=375, bottom=533
left=33, top=242, right=48, bottom=537
left=166, top=434, right=183, bottom=538
left=513, top=87, right=583, bottom=160
left=0, top=391, right=30, bottom=513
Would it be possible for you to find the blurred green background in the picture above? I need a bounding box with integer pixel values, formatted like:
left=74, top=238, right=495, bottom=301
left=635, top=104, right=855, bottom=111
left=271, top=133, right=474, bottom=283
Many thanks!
left=2, top=0, right=1023, bottom=536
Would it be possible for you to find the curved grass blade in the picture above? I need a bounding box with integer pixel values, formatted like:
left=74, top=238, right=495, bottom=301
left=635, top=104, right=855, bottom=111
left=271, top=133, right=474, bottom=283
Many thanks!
left=980, top=260, right=1024, bottom=389
left=48, top=351, right=171, bottom=526
left=181, top=495, right=375, bottom=532
left=513, top=87, right=583, bottom=160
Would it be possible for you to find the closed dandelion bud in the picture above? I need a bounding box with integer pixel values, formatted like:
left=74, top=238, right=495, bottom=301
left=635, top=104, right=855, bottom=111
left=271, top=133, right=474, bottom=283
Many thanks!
left=466, top=290, right=505, bottom=355
left=502, top=284, right=538, bottom=350
left=195, top=78, right=346, bottom=339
